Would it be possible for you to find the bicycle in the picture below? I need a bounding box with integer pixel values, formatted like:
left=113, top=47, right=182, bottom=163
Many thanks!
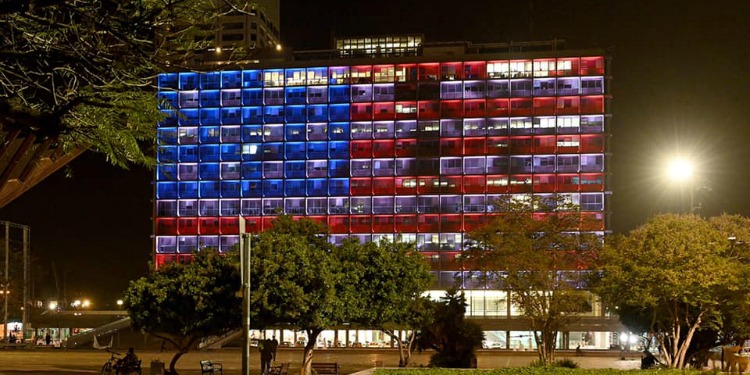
left=101, top=351, right=121, bottom=375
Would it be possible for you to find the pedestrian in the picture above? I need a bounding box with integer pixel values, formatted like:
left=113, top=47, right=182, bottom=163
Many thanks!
left=259, top=339, right=273, bottom=375
left=269, top=336, right=279, bottom=362
left=576, top=344, right=582, bottom=356
left=45, top=332, right=51, bottom=346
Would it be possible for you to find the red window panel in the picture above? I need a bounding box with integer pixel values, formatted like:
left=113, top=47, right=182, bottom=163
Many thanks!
left=533, top=97, right=556, bottom=116
left=557, top=96, right=580, bottom=115
left=440, top=214, right=463, bottom=232
left=487, top=137, right=509, bottom=155
left=372, top=215, right=395, bottom=232
left=510, top=175, right=533, bottom=193
left=373, top=140, right=395, bottom=157
left=351, top=215, right=372, bottom=232
left=440, top=252, right=463, bottom=271
left=510, top=137, right=533, bottom=154
left=463, top=214, right=488, bottom=231
left=395, top=139, right=418, bottom=156
left=442, top=176, right=463, bottom=194
left=373, top=64, right=395, bottom=83
left=510, top=98, right=532, bottom=116
left=351, top=140, right=373, bottom=158
left=581, top=212, right=605, bottom=230
left=241, top=216, right=262, bottom=233
left=395, top=101, right=417, bottom=119
left=441, top=62, right=463, bottom=80
left=533, top=58, right=556, bottom=77
left=557, top=174, right=580, bottom=192
left=351, top=177, right=372, bottom=195
left=155, top=218, right=178, bottom=235
left=219, top=217, right=239, bottom=234
left=440, top=138, right=462, bottom=156
left=395, top=177, right=417, bottom=194
left=352, top=65, right=373, bottom=83
left=417, top=214, right=440, bottom=232
left=395, top=214, right=417, bottom=232
left=418, top=176, right=441, bottom=194
left=395, top=64, right=417, bottom=82
left=533, top=136, right=556, bottom=153
left=580, top=173, right=604, bottom=192
left=463, top=137, right=486, bottom=156
left=440, top=100, right=463, bottom=118
left=486, top=175, right=509, bottom=193
left=463, top=176, right=486, bottom=193
left=198, top=217, right=220, bottom=235
left=533, top=174, right=556, bottom=193
left=580, top=56, right=605, bottom=75
left=373, top=102, right=395, bottom=120
left=328, top=216, right=350, bottom=234
left=464, top=61, right=486, bottom=79
left=580, top=134, right=605, bottom=153
left=418, top=101, right=440, bottom=119
left=372, top=177, right=395, bottom=195
left=557, top=135, right=580, bottom=153
left=581, top=95, right=604, bottom=114
left=557, top=57, right=580, bottom=76
left=178, top=218, right=198, bottom=235
left=307, top=216, right=327, bottom=227
left=351, top=103, right=373, bottom=120
left=487, top=98, right=509, bottom=117
left=422, top=252, right=440, bottom=271
left=464, top=99, right=486, bottom=117
left=418, top=63, right=440, bottom=81
left=154, top=254, right=177, bottom=269
left=262, top=217, right=275, bottom=231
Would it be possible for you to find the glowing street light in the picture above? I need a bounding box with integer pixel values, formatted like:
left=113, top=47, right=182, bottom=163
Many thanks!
left=666, top=157, right=696, bottom=213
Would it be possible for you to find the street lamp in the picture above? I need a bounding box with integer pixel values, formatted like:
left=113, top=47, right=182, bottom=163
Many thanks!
left=667, top=157, right=696, bottom=213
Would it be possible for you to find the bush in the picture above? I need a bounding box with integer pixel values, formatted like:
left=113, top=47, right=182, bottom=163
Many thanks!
left=554, top=358, right=579, bottom=369
left=375, top=368, right=703, bottom=375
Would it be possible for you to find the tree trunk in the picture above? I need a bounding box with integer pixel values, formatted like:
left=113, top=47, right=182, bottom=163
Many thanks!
left=301, top=329, right=322, bottom=375
left=168, top=349, right=187, bottom=375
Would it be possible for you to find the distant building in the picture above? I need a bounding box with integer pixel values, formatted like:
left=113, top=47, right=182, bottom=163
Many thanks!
left=153, top=37, right=619, bottom=349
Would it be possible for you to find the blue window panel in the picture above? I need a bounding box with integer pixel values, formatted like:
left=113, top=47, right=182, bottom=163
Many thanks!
left=242, top=70, right=262, bottom=88
left=329, top=104, right=350, bottom=121
left=221, top=70, right=242, bottom=88
left=242, top=88, right=263, bottom=106
left=179, top=72, right=199, bottom=90
left=158, top=91, right=177, bottom=109
left=328, top=159, right=350, bottom=177
left=200, top=90, right=220, bottom=107
left=262, top=179, right=284, bottom=197
left=199, top=163, right=220, bottom=180
left=157, top=164, right=177, bottom=181
left=308, top=67, right=328, bottom=84
left=285, top=105, right=306, bottom=122
left=285, top=161, right=306, bottom=178
left=158, top=110, right=177, bottom=127
left=221, top=180, right=241, bottom=198
left=307, top=178, right=328, bottom=196
left=264, top=69, right=284, bottom=86
left=329, top=122, right=350, bottom=140
left=307, top=86, right=328, bottom=104
left=328, top=178, right=350, bottom=196
left=264, top=106, right=284, bottom=123
left=242, top=107, right=263, bottom=124
left=158, top=73, right=178, bottom=90
left=178, top=109, right=199, bottom=126
left=285, top=179, right=306, bottom=196
left=199, top=181, right=221, bottom=198
left=307, top=142, right=328, bottom=159
left=242, top=125, right=263, bottom=142
left=328, top=141, right=349, bottom=159
left=242, top=162, right=262, bottom=179
left=285, top=68, right=306, bottom=85
left=241, top=180, right=262, bottom=197
left=221, top=107, right=242, bottom=125
left=201, top=72, right=221, bottom=89
left=157, top=146, right=177, bottom=163
left=157, top=128, right=178, bottom=145
left=220, top=144, right=241, bottom=161
left=199, top=145, right=220, bottom=162
left=199, top=127, right=220, bottom=143
left=200, top=109, right=220, bottom=125
left=241, top=143, right=262, bottom=161
left=178, top=181, right=199, bottom=198
left=178, top=145, right=199, bottom=162
left=262, top=143, right=284, bottom=161
left=285, top=87, right=307, bottom=104
left=156, top=182, right=178, bottom=199
left=329, top=85, right=350, bottom=103
left=285, top=142, right=306, bottom=160
left=285, top=124, right=306, bottom=141
left=307, top=104, right=328, bottom=122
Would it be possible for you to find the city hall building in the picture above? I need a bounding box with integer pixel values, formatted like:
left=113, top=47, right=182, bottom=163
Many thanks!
left=153, top=37, right=621, bottom=349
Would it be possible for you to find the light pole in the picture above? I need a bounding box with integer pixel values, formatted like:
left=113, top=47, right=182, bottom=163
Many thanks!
left=239, top=216, right=251, bottom=375
left=667, top=157, right=695, bottom=213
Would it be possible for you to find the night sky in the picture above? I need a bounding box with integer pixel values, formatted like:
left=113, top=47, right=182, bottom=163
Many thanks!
left=1, top=0, right=749, bottom=305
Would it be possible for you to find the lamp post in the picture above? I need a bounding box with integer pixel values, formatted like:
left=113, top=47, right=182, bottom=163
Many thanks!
left=238, top=216, right=251, bottom=375
left=667, top=157, right=695, bottom=214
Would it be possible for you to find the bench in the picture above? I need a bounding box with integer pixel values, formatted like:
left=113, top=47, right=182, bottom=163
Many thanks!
left=311, top=362, right=340, bottom=375
left=117, top=359, right=142, bottom=375
left=200, top=360, right=223, bottom=375
left=268, top=362, right=290, bottom=375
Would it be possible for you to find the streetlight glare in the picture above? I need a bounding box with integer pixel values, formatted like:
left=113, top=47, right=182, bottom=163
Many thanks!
left=667, top=158, right=694, bottom=181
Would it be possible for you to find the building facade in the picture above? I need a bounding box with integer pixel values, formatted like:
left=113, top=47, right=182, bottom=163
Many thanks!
left=153, top=41, right=617, bottom=349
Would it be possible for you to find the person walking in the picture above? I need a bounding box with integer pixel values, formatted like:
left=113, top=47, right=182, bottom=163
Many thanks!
left=270, top=336, right=279, bottom=362
left=259, top=339, right=273, bottom=375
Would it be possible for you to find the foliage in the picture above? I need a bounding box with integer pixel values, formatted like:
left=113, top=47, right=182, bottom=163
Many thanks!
left=124, top=249, right=241, bottom=375
left=553, top=358, right=580, bottom=369
left=592, top=213, right=750, bottom=369
left=374, top=368, right=702, bottom=375
left=336, top=238, right=433, bottom=367
left=463, top=195, right=600, bottom=365
left=416, top=289, right=484, bottom=368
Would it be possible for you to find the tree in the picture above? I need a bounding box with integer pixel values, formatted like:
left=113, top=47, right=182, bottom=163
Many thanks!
left=124, top=250, right=241, bottom=375
left=463, top=195, right=600, bottom=364
left=415, top=289, right=484, bottom=368
left=336, top=238, right=433, bottom=367
left=593, top=214, right=750, bottom=368
left=249, top=215, right=339, bottom=375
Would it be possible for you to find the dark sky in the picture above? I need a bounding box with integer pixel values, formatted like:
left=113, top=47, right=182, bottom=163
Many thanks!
left=1, top=0, right=749, bottom=304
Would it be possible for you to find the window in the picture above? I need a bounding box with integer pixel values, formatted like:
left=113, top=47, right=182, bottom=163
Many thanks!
left=580, top=193, right=604, bottom=211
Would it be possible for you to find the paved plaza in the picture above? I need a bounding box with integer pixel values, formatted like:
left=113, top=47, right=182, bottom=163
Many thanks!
left=0, top=348, right=645, bottom=375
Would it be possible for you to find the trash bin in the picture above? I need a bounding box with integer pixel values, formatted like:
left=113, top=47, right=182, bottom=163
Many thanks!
left=150, top=360, right=165, bottom=375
